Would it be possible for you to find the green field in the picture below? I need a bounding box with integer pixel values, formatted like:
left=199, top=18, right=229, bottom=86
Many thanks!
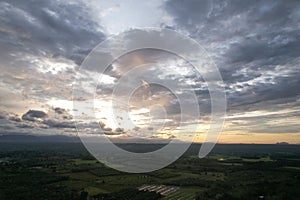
left=1, top=143, right=300, bottom=199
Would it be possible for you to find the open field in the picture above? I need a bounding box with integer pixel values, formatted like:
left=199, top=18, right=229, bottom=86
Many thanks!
left=1, top=143, right=300, bottom=199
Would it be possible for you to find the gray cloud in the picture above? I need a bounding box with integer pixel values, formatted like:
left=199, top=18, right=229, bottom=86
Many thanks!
left=0, top=0, right=105, bottom=66
left=163, top=0, right=300, bottom=135
left=43, top=119, right=75, bottom=129
left=53, top=107, right=73, bottom=120
left=1, top=0, right=299, bottom=140
left=165, top=0, right=300, bottom=110
left=99, top=121, right=113, bottom=132
left=8, top=116, right=21, bottom=122
left=22, top=110, right=48, bottom=122
left=115, top=127, right=125, bottom=134
left=0, top=0, right=108, bottom=113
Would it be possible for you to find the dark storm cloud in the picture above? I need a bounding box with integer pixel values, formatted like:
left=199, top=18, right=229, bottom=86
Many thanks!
left=22, top=110, right=48, bottom=122
left=0, top=0, right=105, bottom=67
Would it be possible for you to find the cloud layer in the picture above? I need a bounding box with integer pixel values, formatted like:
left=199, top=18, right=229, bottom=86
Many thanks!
left=0, top=0, right=300, bottom=143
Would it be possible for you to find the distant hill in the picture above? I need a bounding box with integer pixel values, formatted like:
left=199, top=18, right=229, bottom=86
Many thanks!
left=0, top=135, right=300, bottom=155
left=276, top=142, right=290, bottom=145
left=0, top=134, right=174, bottom=144
left=0, top=134, right=81, bottom=143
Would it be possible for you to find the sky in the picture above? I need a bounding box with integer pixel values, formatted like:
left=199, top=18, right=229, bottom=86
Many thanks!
left=0, top=0, right=300, bottom=144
